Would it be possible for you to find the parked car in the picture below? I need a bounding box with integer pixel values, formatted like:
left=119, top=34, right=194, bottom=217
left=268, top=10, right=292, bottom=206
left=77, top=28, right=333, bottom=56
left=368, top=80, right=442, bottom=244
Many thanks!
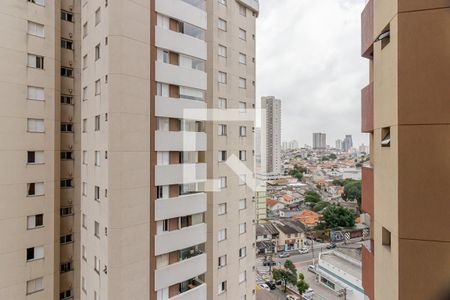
left=278, top=252, right=290, bottom=258
left=307, top=264, right=316, bottom=273
left=286, top=295, right=299, bottom=300
left=326, top=243, right=337, bottom=249
left=303, top=288, right=314, bottom=296
left=315, top=237, right=324, bottom=243
left=263, top=260, right=277, bottom=267
left=298, top=247, right=310, bottom=254
left=265, top=281, right=276, bottom=290
left=259, top=283, right=271, bottom=291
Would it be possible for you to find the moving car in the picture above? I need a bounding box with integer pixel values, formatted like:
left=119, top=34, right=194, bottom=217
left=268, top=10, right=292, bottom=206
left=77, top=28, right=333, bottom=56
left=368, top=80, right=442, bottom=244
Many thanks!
left=307, top=264, right=316, bottom=273
left=326, top=243, right=337, bottom=249
left=265, top=281, right=276, bottom=290
left=259, top=283, right=271, bottom=291
left=303, top=288, right=314, bottom=299
left=278, top=252, right=290, bottom=258
left=263, top=260, right=277, bottom=267
left=298, top=247, right=310, bottom=254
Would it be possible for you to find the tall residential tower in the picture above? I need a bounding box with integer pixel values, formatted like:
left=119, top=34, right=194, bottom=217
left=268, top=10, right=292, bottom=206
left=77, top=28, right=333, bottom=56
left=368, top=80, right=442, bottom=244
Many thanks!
left=261, top=96, right=281, bottom=176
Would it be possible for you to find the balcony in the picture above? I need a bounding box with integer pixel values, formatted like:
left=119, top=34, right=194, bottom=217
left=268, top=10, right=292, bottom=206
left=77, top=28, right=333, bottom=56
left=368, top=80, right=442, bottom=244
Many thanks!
left=361, top=82, right=374, bottom=133
left=155, top=26, right=207, bottom=60
left=156, top=0, right=207, bottom=30
left=362, top=241, right=374, bottom=300
left=361, top=0, right=374, bottom=58
left=362, top=165, right=374, bottom=217
left=155, top=131, right=206, bottom=152
left=236, top=0, right=259, bottom=16
left=155, top=223, right=207, bottom=256
left=155, top=96, right=207, bottom=120
left=155, top=163, right=206, bottom=186
left=155, top=192, right=206, bottom=221
left=155, top=253, right=206, bottom=290
left=156, top=61, right=207, bottom=91
left=170, top=281, right=206, bottom=300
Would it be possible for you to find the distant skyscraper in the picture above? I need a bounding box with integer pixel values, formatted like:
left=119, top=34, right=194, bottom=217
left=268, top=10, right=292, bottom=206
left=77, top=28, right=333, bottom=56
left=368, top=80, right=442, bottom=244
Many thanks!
left=313, top=133, right=327, bottom=149
left=343, top=134, right=353, bottom=152
left=261, top=96, right=282, bottom=175
left=336, top=139, right=343, bottom=150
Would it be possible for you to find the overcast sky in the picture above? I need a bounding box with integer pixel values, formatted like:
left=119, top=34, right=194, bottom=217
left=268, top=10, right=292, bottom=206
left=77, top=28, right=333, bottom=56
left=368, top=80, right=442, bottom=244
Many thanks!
left=256, top=0, right=369, bottom=148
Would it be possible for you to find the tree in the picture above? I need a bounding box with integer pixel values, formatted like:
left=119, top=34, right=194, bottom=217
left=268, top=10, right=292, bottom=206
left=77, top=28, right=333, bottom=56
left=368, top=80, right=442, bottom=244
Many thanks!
left=304, top=190, right=321, bottom=203
left=342, top=180, right=362, bottom=207
left=272, top=264, right=297, bottom=293
left=329, top=153, right=337, bottom=160
left=297, top=278, right=309, bottom=294
left=312, top=201, right=330, bottom=212
left=288, top=165, right=308, bottom=181
left=322, top=204, right=356, bottom=228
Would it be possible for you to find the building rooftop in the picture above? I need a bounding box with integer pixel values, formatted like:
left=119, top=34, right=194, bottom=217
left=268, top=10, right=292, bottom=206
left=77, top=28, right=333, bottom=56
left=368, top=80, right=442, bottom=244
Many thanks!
left=320, top=249, right=362, bottom=279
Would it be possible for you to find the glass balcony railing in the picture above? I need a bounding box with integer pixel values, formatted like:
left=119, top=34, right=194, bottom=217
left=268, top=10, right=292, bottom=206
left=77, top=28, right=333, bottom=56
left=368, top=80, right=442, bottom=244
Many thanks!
left=179, top=277, right=204, bottom=294
left=181, top=0, right=206, bottom=10
left=179, top=245, right=204, bottom=261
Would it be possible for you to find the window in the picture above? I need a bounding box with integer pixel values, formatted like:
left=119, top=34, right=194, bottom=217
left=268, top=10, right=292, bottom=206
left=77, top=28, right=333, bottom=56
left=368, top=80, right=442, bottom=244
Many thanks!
left=27, top=86, right=44, bottom=101
left=60, top=179, right=73, bottom=188
left=94, top=221, right=100, bottom=238
left=218, top=281, right=227, bottom=294
left=95, top=79, right=101, bottom=95
left=219, top=176, right=227, bottom=189
left=61, top=94, right=73, bottom=104
left=61, top=67, right=73, bottom=77
left=82, top=276, right=86, bottom=293
left=239, top=53, right=247, bottom=64
left=95, top=8, right=101, bottom=25
left=239, top=223, right=246, bottom=234
left=82, top=214, right=87, bottom=228
left=239, top=101, right=247, bottom=112
left=26, top=277, right=44, bottom=295
left=94, top=256, right=100, bottom=273
left=82, top=245, right=87, bottom=260
left=60, top=261, right=73, bottom=273
left=27, top=182, right=44, bottom=196
left=27, top=246, right=44, bottom=261
left=218, top=97, right=227, bottom=109
left=82, top=151, right=87, bottom=164
left=27, top=118, right=44, bottom=132
left=239, top=246, right=246, bottom=258
left=218, top=45, right=227, bottom=57
left=28, top=21, right=44, bottom=37
left=61, top=10, right=73, bottom=22
left=239, top=77, right=247, bottom=89
left=60, top=206, right=72, bottom=216
left=218, top=0, right=226, bottom=5
left=239, top=175, right=246, bottom=185
left=382, top=227, right=391, bottom=246
left=218, top=150, right=227, bottom=162
left=28, top=0, right=45, bottom=6
left=239, top=28, right=247, bottom=40
left=95, top=151, right=101, bottom=166
left=95, top=44, right=101, bottom=60
left=218, top=124, right=227, bottom=136
left=218, top=203, right=227, bottom=215
left=83, top=54, right=88, bottom=69
left=218, top=255, right=227, bottom=268
left=239, top=126, right=247, bottom=137
left=239, top=150, right=247, bottom=161
left=218, top=18, right=227, bottom=31
left=60, top=151, right=73, bottom=160
left=218, top=228, right=227, bottom=241
left=381, top=127, right=391, bottom=147
left=239, top=4, right=247, bottom=16
left=61, top=123, right=73, bottom=132
left=82, top=118, right=87, bottom=132
left=61, top=38, right=73, bottom=50
left=239, top=198, right=246, bottom=210
left=60, top=289, right=73, bottom=300
left=239, top=271, right=246, bottom=283
left=28, top=54, right=44, bottom=69
left=95, top=115, right=100, bottom=131
left=179, top=86, right=205, bottom=101
left=83, top=22, right=88, bottom=38
left=218, top=71, right=227, bottom=84
left=95, top=186, right=100, bottom=201
left=27, top=151, right=44, bottom=164
left=27, top=214, right=44, bottom=229
left=83, top=86, right=88, bottom=100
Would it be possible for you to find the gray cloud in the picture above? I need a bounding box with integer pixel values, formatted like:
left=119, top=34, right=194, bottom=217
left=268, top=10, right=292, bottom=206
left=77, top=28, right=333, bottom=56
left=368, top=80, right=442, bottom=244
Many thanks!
left=256, top=0, right=369, bottom=148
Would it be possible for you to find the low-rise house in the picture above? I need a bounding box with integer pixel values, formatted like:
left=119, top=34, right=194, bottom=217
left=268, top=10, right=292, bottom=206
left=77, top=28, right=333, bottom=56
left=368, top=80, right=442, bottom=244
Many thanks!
left=293, top=209, right=321, bottom=228
left=266, top=198, right=285, bottom=212
left=255, top=223, right=279, bottom=254
left=278, top=208, right=301, bottom=218
left=271, top=219, right=306, bottom=252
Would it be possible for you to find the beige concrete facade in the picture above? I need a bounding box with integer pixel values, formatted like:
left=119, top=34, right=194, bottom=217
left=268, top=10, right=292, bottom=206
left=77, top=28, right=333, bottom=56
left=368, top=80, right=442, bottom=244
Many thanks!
left=362, top=1, right=450, bottom=299
left=1, top=1, right=258, bottom=299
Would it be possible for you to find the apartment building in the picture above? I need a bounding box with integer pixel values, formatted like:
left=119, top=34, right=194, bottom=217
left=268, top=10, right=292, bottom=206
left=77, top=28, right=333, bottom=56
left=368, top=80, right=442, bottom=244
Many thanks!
left=1, top=0, right=257, bottom=299
left=0, top=0, right=81, bottom=299
left=361, top=1, right=450, bottom=299
left=261, top=96, right=282, bottom=176
left=312, top=132, right=326, bottom=150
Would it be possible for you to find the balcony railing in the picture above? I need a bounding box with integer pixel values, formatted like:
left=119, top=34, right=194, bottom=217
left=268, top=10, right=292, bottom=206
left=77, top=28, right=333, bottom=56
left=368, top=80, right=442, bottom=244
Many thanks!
left=361, top=82, right=374, bottom=133
left=181, top=0, right=205, bottom=10
left=180, top=277, right=204, bottom=294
